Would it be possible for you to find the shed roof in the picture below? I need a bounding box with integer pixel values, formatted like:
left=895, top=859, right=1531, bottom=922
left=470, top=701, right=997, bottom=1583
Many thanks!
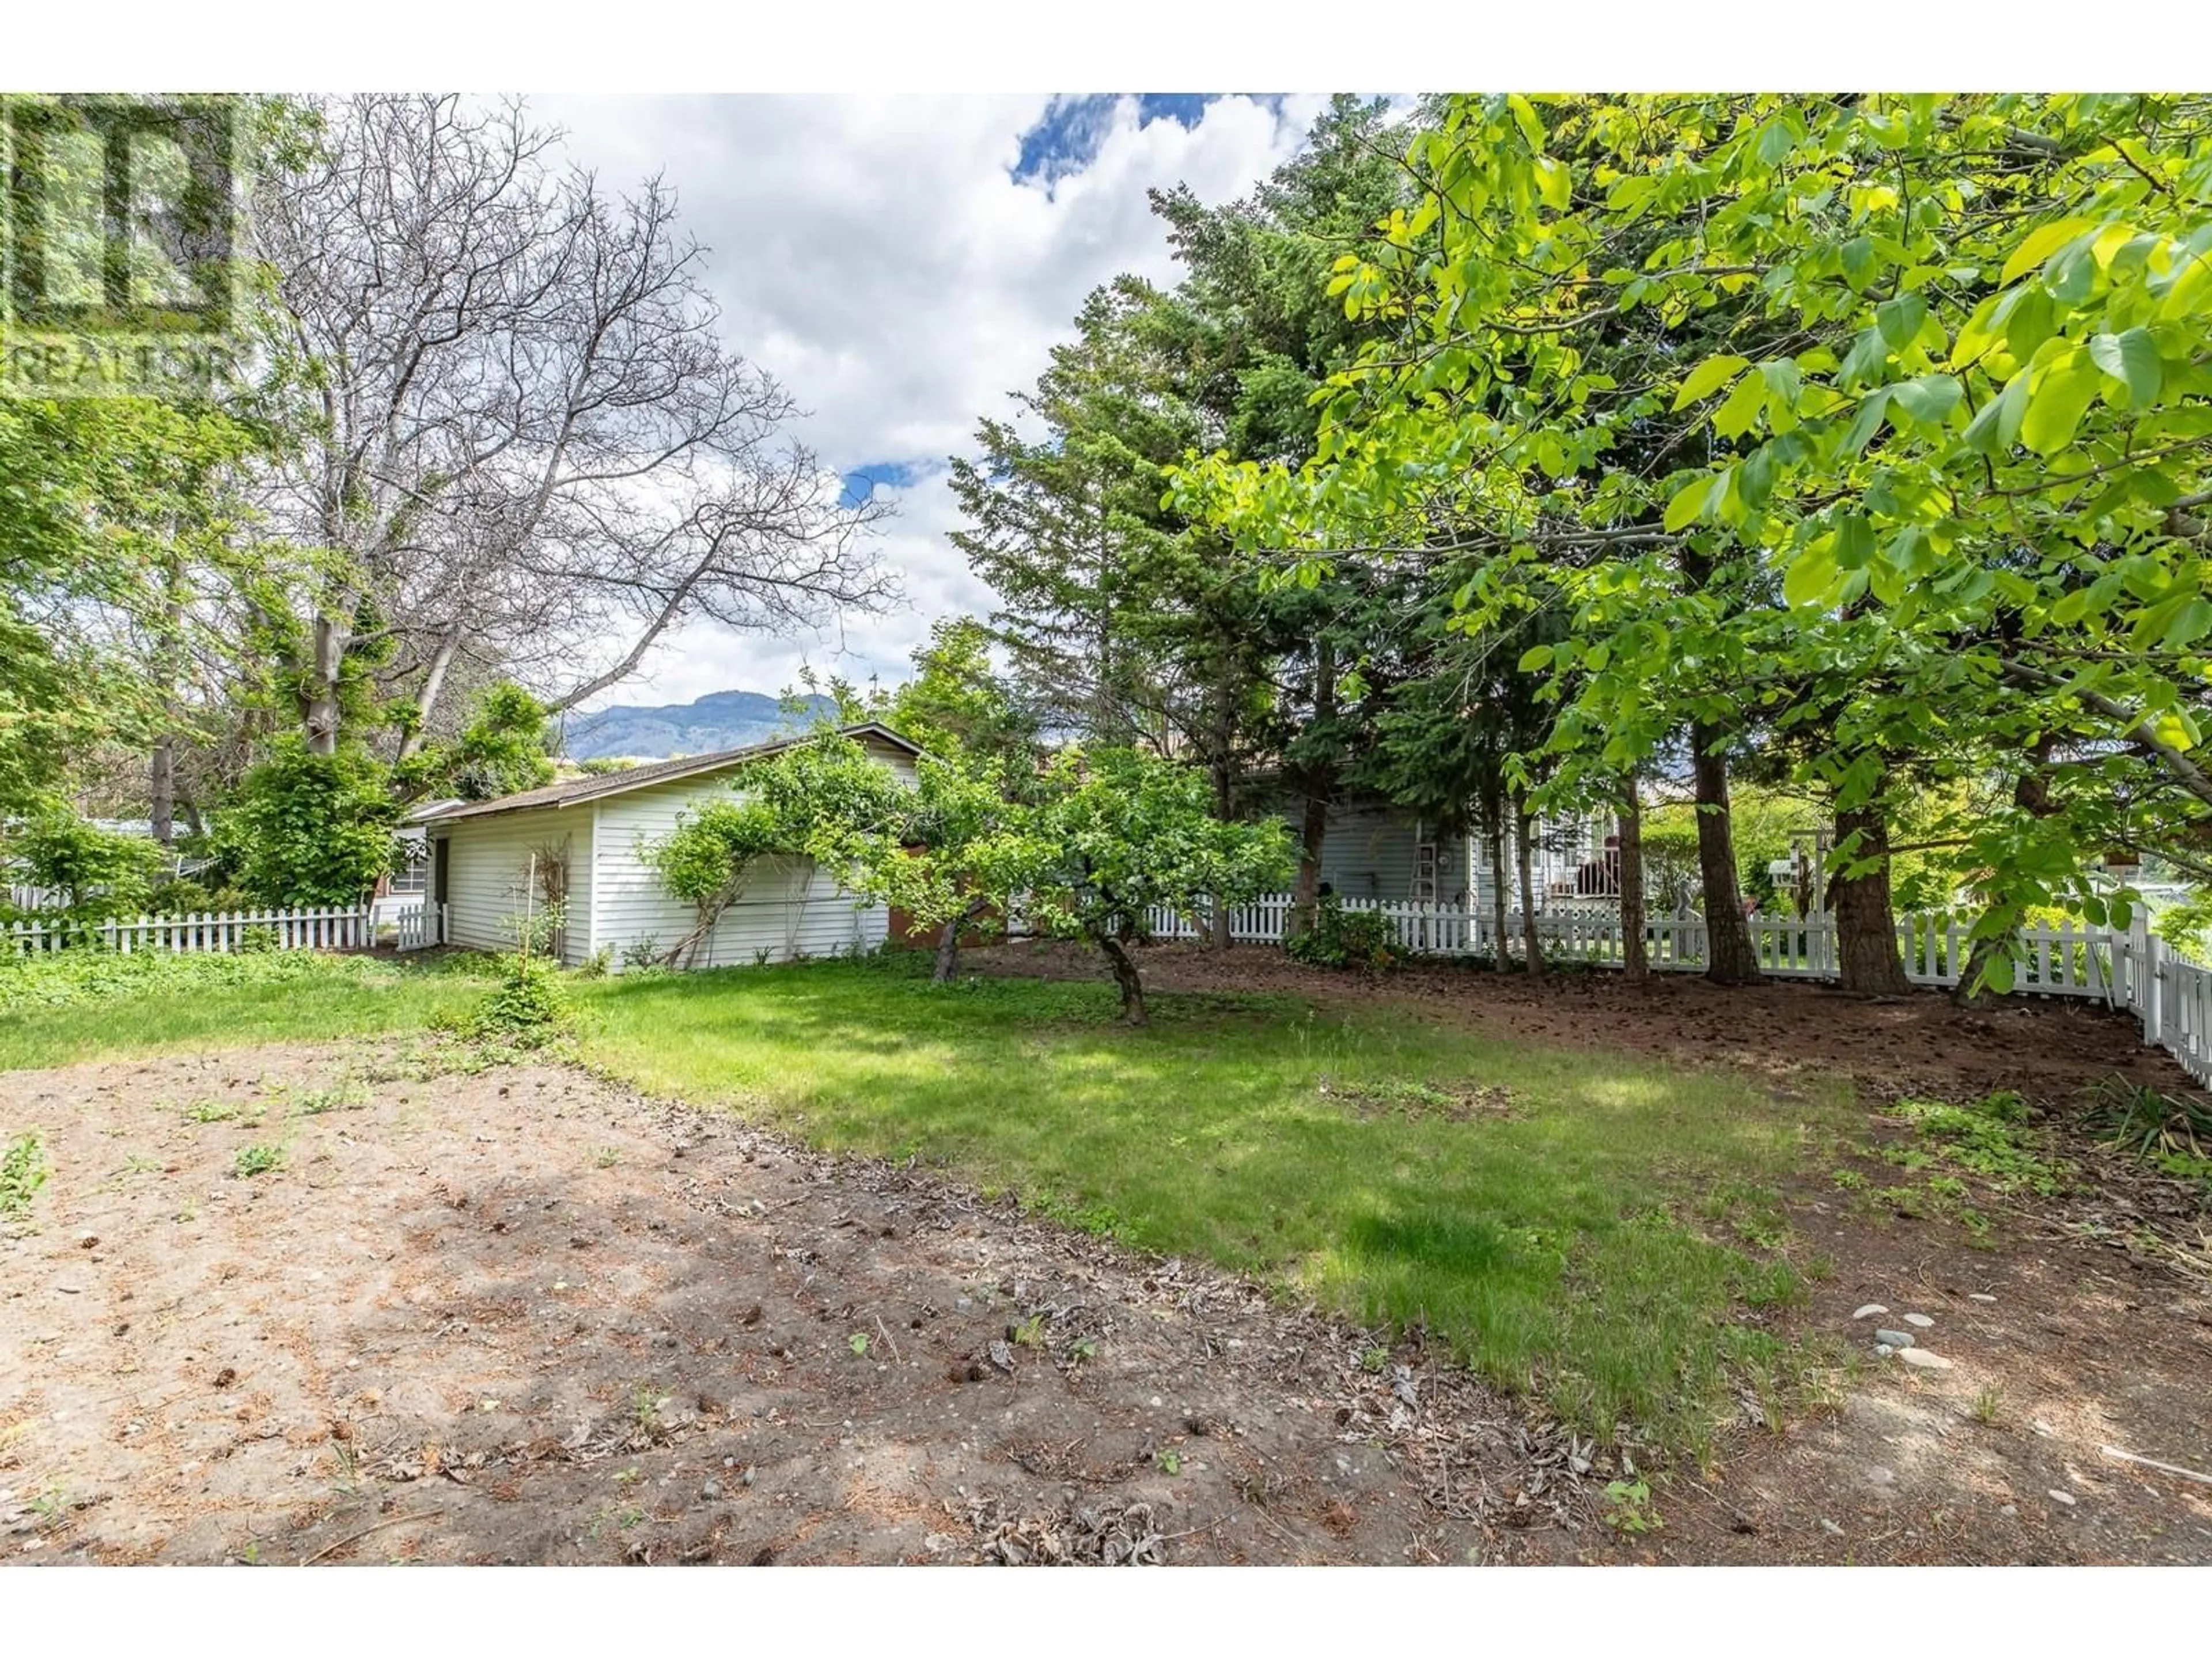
left=416, top=722, right=922, bottom=825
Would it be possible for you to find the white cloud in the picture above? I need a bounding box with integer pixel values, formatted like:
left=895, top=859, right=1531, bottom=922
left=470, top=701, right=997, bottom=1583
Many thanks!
left=531, top=93, right=1325, bottom=708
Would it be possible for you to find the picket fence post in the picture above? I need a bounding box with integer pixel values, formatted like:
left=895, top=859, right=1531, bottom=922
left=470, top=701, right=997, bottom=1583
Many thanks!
left=2132, top=910, right=2164, bottom=1046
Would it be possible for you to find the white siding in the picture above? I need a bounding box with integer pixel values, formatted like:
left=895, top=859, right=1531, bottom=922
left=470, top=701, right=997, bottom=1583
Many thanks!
left=435, top=805, right=596, bottom=965
left=584, top=733, right=916, bottom=971
left=1307, top=800, right=1596, bottom=910
left=1315, top=804, right=1421, bottom=902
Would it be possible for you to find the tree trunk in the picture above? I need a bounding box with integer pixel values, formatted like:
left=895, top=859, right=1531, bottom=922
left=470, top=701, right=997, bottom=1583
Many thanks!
left=932, top=897, right=988, bottom=984
left=1514, top=796, right=1544, bottom=977
left=1830, top=798, right=1912, bottom=994
left=1291, top=633, right=1337, bottom=938
left=304, top=611, right=347, bottom=755
left=1208, top=732, right=1233, bottom=952
left=150, top=737, right=176, bottom=849
left=1690, top=720, right=1763, bottom=985
left=151, top=547, right=183, bottom=850
left=1619, top=777, right=1647, bottom=980
left=1488, top=815, right=1512, bottom=972
left=1093, top=927, right=1147, bottom=1025
left=1291, top=787, right=1330, bottom=934
left=397, top=624, right=465, bottom=760
left=933, top=918, right=963, bottom=984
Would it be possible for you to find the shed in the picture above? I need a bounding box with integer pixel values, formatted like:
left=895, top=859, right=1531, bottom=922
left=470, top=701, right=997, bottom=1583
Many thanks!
left=414, top=723, right=922, bottom=971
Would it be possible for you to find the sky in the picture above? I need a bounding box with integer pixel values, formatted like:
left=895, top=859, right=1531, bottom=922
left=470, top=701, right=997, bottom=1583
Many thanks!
left=534, top=93, right=1332, bottom=713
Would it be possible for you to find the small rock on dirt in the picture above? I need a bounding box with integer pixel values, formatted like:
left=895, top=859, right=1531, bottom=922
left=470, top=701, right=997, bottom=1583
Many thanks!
left=1874, top=1329, right=1916, bottom=1348
left=1851, top=1304, right=1888, bottom=1320
left=700, top=1480, right=724, bottom=1502
left=2048, top=1490, right=2077, bottom=1506
left=1898, top=1348, right=1953, bottom=1370
left=1968, top=1293, right=1997, bottom=1304
left=1903, top=1313, right=1935, bottom=1329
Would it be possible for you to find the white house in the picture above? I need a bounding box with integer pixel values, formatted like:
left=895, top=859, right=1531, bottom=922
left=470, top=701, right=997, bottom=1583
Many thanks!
left=1296, top=794, right=1618, bottom=911
left=412, top=723, right=923, bottom=970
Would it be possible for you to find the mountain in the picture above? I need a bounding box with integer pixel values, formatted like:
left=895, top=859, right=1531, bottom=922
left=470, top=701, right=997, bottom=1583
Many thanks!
left=560, top=690, right=836, bottom=761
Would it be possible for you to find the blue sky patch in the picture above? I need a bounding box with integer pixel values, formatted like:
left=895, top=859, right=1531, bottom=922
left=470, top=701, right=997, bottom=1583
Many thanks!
left=839, top=461, right=918, bottom=507
left=1013, top=95, right=1284, bottom=187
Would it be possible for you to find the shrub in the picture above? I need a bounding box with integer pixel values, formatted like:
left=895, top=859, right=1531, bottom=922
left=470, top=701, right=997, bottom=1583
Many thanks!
left=6, top=809, right=164, bottom=917
left=218, top=738, right=402, bottom=908
left=397, top=681, right=557, bottom=803
left=1285, top=897, right=1403, bottom=972
left=233, top=1142, right=285, bottom=1179
left=1, top=1131, right=48, bottom=1218
left=463, top=952, right=567, bottom=1045
left=146, top=877, right=252, bottom=916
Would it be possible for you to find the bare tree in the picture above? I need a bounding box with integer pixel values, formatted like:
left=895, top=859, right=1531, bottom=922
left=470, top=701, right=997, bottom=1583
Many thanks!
left=252, top=95, right=894, bottom=753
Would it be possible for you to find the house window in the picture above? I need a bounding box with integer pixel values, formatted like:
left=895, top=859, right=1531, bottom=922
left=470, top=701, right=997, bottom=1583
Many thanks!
left=390, top=846, right=429, bottom=894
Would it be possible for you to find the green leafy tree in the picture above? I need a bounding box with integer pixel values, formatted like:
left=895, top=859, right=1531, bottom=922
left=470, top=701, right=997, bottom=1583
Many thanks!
left=642, top=736, right=913, bottom=968
left=5, top=809, right=166, bottom=918
left=2153, top=887, right=2212, bottom=960
left=396, top=681, right=556, bottom=803
left=952, top=100, right=1421, bottom=926
left=0, top=393, right=271, bottom=821
left=970, top=747, right=1294, bottom=1024
left=218, top=739, right=402, bottom=907
left=771, top=743, right=1029, bottom=985
left=1177, top=93, right=2212, bottom=995
left=949, top=283, right=1205, bottom=749
left=784, top=618, right=1040, bottom=778
left=878, top=753, right=1026, bottom=983
left=880, top=618, right=1036, bottom=767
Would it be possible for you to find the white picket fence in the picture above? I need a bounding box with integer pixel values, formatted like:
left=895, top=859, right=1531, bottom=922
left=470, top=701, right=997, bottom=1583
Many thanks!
left=6, top=904, right=377, bottom=956
left=392, top=902, right=447, bottom=952
left=1145, top=894, right=2212, bottom=1088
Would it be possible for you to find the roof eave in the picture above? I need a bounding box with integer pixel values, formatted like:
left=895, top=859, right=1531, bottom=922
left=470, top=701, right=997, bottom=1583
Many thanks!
left=418, top=721, right=925, bottom=825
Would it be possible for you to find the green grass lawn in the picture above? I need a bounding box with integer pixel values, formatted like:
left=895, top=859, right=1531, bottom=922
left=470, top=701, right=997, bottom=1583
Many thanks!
left=0, top=948, right=497, bottom=1069
left=1, top=946, right=1846, bottom=1456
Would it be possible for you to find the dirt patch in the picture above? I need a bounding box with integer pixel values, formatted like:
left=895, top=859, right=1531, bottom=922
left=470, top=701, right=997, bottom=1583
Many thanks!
left=1, top=1044, right=1598, bottom=1566
left=1656, top=1183, right=2212, bottom=1565
left=964, top=938, right=2202, bottom=1109
left=1321, top=1077, right=1521, bottom=1123
left=3, top=1035, right=2207, bottom=1566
